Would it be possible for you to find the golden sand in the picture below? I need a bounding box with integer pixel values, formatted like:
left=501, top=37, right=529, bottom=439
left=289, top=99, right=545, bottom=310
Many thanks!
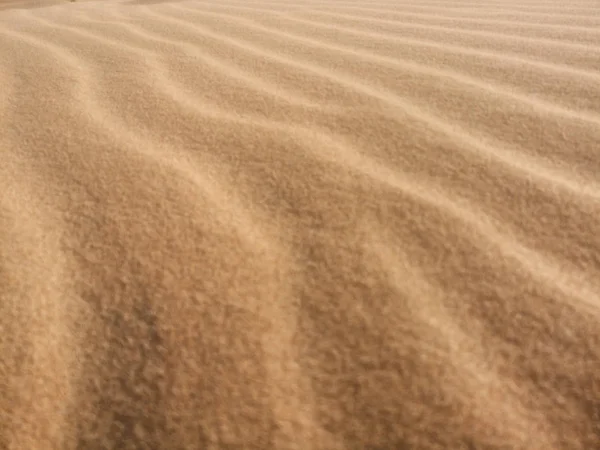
left=1, top=0, right=600, bottom=448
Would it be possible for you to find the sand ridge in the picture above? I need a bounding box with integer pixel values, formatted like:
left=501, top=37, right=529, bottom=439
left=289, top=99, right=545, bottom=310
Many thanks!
left=1, top=0, right=599, bottom=448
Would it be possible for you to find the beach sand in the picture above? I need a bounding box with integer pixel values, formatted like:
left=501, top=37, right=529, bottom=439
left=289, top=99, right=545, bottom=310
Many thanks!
left=1, top=0, right=600, bottom=448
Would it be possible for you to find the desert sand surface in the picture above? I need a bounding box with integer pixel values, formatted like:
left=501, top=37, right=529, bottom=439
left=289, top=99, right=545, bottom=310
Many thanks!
left=1, top=0, right=600, bottom=448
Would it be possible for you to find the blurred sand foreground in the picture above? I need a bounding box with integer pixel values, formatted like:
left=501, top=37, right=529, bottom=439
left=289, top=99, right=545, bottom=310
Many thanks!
left=1, top=0, right=600, bottom=448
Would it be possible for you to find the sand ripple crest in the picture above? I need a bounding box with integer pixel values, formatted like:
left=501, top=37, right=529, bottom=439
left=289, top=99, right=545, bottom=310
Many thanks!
left=1, top=0, right=600, bottom=448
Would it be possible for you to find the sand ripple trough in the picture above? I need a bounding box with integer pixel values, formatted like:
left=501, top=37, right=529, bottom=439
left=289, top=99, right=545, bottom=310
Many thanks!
left=1, top=0, right=600, bottom=449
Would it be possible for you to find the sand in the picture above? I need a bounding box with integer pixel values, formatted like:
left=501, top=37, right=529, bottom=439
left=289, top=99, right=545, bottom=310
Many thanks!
left=1, top=0, right=599, bottom=448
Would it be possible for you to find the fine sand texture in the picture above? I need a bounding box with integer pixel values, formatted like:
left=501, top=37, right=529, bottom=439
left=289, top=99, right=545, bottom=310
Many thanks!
left=1, top=0, right=600, bottom=448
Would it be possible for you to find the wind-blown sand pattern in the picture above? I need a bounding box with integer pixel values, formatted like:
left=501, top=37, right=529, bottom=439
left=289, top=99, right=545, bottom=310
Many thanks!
left=1, top=0, right=600, bottom=448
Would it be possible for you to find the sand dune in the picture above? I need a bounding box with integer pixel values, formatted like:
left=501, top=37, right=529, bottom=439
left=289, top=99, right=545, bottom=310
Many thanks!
left=1, top=0, right=599, bottom=448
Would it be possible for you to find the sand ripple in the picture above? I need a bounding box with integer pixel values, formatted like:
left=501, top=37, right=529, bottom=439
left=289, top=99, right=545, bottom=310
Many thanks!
left=1, top=0, right=600, bottom=448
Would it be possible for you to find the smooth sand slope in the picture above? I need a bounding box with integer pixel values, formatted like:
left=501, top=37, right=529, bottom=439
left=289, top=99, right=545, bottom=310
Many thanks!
left=1, top=0, right=600, bottom=448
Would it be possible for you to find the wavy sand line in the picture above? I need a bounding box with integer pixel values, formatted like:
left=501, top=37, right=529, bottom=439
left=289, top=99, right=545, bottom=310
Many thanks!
left=25, top=3, right=600, bottom=273
left=27, top=7, right=600, bottom=283
left=312, top=6, right=600, bottom=44
left=61, top=11, right=335, bottom=112
left=178, top=4, right=600, bottom=121
left=10, top=0, right=600, bottom=310
left=0, top=132, right=83, bottom=448
left=130, top=6, right=600, bottom=198
left=57, top=3, right=600, bottom=134
left=176, top=7, right=600, bottom=174
left=0, top=24, right=277, bottom=258
left=285, top=8, right=600, bottom=61
left=312, top=5, right=600, bottom=31
left=327, top=2, right=600, bottom=15
left=18, top=0, right=590, bottom=290
left=148, top=5, right=600, bottom=132
left=0, top=21, right=338, bottom=449
left=272, top=9, right=600, bottom=64
left=366, top=232, right=558, bottom=448
left=2, top=1, right=600, bottom=449
left=307, top=5, right=600, bottom=23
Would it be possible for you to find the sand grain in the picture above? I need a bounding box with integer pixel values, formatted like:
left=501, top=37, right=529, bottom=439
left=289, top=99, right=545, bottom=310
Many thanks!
left=1, top=0, right=600, bottom=449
